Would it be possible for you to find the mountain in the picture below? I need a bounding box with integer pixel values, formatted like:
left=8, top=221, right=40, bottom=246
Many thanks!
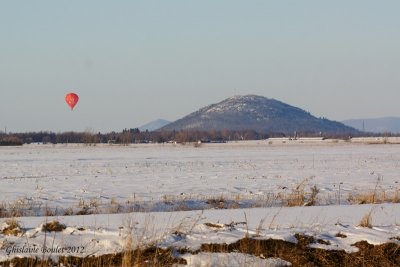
left=139, top=119, right=170, bottom=132
left=161, top=95, right=359, bottom=134
left=342, top=117, right=400, bottom=133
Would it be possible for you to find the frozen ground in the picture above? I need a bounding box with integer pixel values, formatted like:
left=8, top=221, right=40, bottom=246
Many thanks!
left=0, top=141, right=399, bottom=215
left=0, top=141, right=400, bottom=265
left=0, top=204, right=399, bottom=263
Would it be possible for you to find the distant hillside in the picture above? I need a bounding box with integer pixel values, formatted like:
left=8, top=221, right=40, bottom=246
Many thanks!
left=139, top=119, right=170, bottom=132
left=161, top=95, right=359, bottom=135
left=342, top=117, right=400, bottom=133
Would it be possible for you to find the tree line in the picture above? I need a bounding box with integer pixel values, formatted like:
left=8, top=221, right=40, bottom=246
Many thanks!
left=0, top=128, right=384, bottom=146
left=0, top=129, right=268, bottom=145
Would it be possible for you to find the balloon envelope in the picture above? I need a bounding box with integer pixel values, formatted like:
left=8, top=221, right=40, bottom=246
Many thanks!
left=65, top=93, right=79, bottom=110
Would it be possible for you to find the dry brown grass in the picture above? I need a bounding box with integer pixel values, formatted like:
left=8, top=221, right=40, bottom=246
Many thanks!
left=0, top=186, right=398, bottom=219
left=200, top=236, right=400, bottom=267
left=0, top=202, right=7, bottom=218
left=349, top=190, right=400, bottom=205
left=63, top=207, right=74, bottom=216
left=121, top=233, right=133, bottom=266
left=204, top=222, right=224, bottom=229
left=2, top=239, right=398, bottom=267
left=42, top=220, right=66, bottom=232
left=305, top=185, right=320, bottom=206
left=206, top=195, right=228, bottom=209
left=1, top=233, right=399, bottom=266
left=1, top=239, right=398, bottom=267
left=1, top=218, right=23, bottom=236
left=284, top=179, right=320, bottom=207
left=335, top=232, right=347, bottom=238
left=286, top=187, right=306, bottom=207
left=358, top=210, right=373, bottom=228
left=1, top=247, right=187, bottom=267
left=43, top=206, right=55, bottom=217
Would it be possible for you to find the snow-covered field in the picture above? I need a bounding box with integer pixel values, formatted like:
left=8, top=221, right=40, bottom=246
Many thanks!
left=1, top=141, right=399, bottom=214
left=1, top=141, right=399, bottom=265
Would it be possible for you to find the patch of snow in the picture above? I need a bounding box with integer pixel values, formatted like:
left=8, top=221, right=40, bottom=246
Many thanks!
left=176, top=252, right=292, bottom=267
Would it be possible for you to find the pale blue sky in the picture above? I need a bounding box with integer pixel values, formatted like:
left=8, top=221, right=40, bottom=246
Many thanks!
left=1, top=1, right=399, bottom=132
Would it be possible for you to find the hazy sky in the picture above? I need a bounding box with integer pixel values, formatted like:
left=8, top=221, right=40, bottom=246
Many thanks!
left=1, top=1, right=399, bottom=132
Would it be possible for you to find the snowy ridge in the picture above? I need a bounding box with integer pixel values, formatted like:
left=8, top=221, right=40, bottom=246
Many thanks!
left=203, top=95, right=266, bottom=114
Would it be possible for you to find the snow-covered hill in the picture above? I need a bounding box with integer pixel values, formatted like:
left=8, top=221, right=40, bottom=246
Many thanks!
left=162, top=95, right=359, bottom=134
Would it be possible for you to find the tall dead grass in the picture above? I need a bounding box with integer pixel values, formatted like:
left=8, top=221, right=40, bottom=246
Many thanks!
left=348, top=189, right=400, bottom=205
left=1, top=218, right=23, bottom=236
left=1, top=185, right=398, bottom=218
left=358, top=209, right=374, bottom=228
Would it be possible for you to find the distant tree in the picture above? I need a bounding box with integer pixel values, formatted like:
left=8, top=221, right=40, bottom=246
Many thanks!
left=118, top=131, right=132, bottom=145
left=0, top=135, right=23, bottom=146
left=42, top=136, right=51, bottom=144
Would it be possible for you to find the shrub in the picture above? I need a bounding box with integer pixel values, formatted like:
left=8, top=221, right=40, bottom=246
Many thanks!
left=42, top=220, right=66, bottom=232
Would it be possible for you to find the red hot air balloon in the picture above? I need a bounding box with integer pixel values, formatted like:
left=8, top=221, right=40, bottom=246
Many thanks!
left=65, top=93, right=79, bottom=110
